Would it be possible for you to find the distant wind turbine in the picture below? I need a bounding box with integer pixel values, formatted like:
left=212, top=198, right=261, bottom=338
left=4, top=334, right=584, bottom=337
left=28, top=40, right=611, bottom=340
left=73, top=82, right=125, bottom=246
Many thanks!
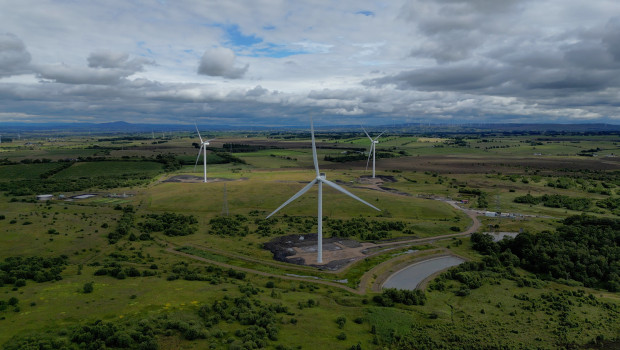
left=194, top=124, right=214, bottom=183
left=362, top=126, right=385, bottom=179
left=267, top=119, right=380, bottom=263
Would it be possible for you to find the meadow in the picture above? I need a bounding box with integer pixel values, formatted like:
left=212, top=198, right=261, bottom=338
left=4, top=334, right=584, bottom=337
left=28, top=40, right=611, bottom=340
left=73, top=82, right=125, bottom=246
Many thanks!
left=0, top=129, right=618, bottom=349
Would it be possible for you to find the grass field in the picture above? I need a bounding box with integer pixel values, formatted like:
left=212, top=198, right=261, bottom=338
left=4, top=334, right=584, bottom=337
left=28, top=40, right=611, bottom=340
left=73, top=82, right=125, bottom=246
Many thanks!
left=0, top=163, right=61, bottom=181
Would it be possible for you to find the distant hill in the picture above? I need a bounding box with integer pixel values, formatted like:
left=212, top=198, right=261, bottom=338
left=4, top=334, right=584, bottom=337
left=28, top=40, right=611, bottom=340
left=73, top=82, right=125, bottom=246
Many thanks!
left=0, top=121, right=618, bottom=134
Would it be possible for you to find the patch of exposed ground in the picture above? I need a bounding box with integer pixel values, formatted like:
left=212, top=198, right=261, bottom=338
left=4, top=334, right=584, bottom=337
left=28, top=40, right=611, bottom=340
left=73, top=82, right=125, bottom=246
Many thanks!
left=355, top=175, right=411, bottom=196
left=263, top=234, right=376, bottom=271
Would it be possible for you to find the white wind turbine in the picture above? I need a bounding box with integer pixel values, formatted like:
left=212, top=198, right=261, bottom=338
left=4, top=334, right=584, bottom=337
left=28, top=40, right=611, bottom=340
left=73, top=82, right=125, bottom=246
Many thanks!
left=362, top=126, right=385, bottom=179
left=267, top=120, right=380, bottom=263
left=194, top=124, right=215, bottom=183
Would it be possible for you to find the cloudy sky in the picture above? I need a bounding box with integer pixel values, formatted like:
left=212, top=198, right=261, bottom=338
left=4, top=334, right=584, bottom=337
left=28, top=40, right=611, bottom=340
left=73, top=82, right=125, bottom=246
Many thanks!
left=1, top=0, right=620, bottom=126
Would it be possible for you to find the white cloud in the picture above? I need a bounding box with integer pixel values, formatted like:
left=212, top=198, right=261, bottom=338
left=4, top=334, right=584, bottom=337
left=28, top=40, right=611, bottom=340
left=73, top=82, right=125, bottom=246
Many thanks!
left=198, top=47, right=248, bottom=79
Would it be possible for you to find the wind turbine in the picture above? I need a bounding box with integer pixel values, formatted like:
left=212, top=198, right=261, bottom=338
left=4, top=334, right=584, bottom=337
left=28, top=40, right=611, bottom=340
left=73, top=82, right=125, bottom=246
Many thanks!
left=194, top=124, right=214, bottom=183
left=361, top=126, right=385, bottom=179
left=267, top=120, right=380, bottom=263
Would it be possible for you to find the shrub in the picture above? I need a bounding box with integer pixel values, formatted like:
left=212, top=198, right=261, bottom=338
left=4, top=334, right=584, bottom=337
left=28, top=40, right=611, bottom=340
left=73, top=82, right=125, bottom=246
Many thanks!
left=14, top=279, right=26, bottom=287
left=336, top=316, right=347, bottom=329
left=83, top=282, right=94, bottom=293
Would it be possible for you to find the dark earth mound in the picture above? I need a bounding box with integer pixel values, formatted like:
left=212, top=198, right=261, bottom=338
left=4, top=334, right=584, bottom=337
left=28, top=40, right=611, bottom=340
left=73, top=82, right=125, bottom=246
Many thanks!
left=263, top=234, right=364, bottom=270
left=359, top=175, right=397, bottom=182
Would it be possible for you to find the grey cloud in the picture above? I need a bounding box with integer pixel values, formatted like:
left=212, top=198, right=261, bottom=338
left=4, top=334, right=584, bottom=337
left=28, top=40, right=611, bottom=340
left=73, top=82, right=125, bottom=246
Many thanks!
left=370, top=14, right=620, bottom=103
left=602, top=17, right=620, bottom=61
left=308, top=89, right=359, bottom=101
left=401, top=0, right=525, bottom=63
left=367, top=63, right=506, bottom=92
left=0, top=33, right=32, bottom=77
left=245, top=85, right=268, bottom=97
left=564, top=43, right=617, bottom=69
left=198, top=47, right=248, bottom=79
left=523, top=70, right=615, bottom=91
left=410, top=35, right=483, bottom=63
left=36, top=64, right=133, bottom=85
left=35, top=51, right=154, bottom=85
left=493, top=47, right=564, bottom=69
left=87, top=51, right=154, bottom=71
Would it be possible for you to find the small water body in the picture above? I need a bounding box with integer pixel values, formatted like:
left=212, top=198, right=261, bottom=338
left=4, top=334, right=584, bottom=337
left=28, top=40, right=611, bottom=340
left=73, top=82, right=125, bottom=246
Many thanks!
left=382, top=256, right=465, bottom=290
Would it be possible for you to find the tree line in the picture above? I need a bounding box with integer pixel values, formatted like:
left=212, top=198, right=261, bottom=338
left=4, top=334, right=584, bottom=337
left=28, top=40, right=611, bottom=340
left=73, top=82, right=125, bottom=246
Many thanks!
left=470, top=215, right=620, bottom=292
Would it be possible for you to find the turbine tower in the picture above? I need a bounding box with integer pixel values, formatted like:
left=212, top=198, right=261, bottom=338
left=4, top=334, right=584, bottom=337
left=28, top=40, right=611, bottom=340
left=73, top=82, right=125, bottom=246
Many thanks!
left=267, top=119, right=380, bottom=263
left=194, top=124, right=214, bottom=183
left=362, top=126, right=385, bottom=179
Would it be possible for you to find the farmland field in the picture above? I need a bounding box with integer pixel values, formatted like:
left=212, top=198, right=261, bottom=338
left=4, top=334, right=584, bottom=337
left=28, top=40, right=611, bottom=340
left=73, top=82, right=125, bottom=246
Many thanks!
left=51, top=161, right=163, bottom=179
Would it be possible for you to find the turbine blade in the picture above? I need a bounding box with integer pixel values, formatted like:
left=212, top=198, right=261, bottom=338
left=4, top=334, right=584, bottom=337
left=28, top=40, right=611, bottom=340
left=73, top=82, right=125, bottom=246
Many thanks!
left=361, top=125, right=372, bottom=141
left=365, top=143, right=373, bottom=171
left=267, top=179, right=318, bottom=218
left=322, top=179, right=380, bottom=211
left=206, top=138, right=216, bottom=142
left=311, top=118, right=320, bottom=177
left=194, top=145, right=203, bottom=170
left=195, top=123, right=203, bottom=143
left=375, top=131, right=386, bottom=140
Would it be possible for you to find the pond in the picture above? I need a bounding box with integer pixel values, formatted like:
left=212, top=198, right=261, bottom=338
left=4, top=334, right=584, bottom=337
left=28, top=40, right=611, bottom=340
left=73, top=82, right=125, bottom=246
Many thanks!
left=382, top=255, right=465, bottom=290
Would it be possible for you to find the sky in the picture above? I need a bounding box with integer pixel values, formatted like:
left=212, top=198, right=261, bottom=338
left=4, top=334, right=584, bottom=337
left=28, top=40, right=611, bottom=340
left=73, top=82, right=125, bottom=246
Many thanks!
left=1, top=0, right=620, bottom=127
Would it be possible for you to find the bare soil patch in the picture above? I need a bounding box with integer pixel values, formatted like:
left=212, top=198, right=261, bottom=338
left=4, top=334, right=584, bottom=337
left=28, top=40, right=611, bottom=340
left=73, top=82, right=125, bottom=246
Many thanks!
left=355, top=174, right=412, bottom=196
left=358, top=175, right=397, bottom=183
left=263, top=234, right=376, bottom=271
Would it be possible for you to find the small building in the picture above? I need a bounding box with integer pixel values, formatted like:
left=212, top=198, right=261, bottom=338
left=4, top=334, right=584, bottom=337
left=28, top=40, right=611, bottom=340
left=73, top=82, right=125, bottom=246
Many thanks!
left=36, top=194, right=53, bottom=201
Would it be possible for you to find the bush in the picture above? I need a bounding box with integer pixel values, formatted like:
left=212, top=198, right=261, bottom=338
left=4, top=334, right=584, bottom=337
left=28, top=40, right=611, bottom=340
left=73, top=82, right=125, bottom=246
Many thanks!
left=14, top=279, right=26, bottom=287
left=83, top=282, right=94, bottom=293
left=336, top=316, right=347, bottom=329
left=375, top=289, right=426, bottom=306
